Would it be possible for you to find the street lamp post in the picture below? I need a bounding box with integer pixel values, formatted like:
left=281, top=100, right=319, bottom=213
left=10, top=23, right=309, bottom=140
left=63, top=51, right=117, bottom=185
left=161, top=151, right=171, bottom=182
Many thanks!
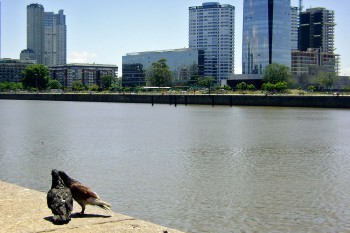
left=35, top=73, right=38, bottom=94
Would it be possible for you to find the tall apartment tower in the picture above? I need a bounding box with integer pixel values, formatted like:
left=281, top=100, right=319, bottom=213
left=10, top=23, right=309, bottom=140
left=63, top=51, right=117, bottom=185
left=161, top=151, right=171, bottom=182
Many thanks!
left=189, top=2, right=235, bottom=83
left=27, top=3, right=45, bottom=64
left=299, top=8, right=335, bottom=53
left=291, top=6, right=299, bottom=51
left=44, top=10, right=67, bottom=66
left=242, top=0, right=291, bottom=74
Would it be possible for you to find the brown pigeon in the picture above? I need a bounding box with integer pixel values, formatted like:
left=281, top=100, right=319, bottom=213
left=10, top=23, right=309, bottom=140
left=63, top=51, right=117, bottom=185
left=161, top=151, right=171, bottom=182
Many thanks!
left=58, top=171, right=111, bottom=215
left=47, top=169, right=73, bottom=223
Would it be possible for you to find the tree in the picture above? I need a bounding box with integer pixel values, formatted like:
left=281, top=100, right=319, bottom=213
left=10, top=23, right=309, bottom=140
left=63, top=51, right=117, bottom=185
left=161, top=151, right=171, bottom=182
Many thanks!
left=100, top=75, right=114, bottom=90
left=0, top=82, right=23, bottom=91
left=317, top=72, right=336, bottom=91
left=89, top=84, right=99, bottom=92
left=308, top=85, right=316, bottom=92
left=48, top=79, right=62, bottom=89
left=247, top=84, right=256, bottom=91
left=146, top=58, right=172, bottom=87
left=22, top=64, right=50, bottom=91
left=236, top=82, right=247, bottom=91
left=197, top=76, right=214, bottom=94
left=263, top=63, right=291, bottom=84
left=72, top=81, right=85, bottom=91
left=223, top=84, right=232, bottom=91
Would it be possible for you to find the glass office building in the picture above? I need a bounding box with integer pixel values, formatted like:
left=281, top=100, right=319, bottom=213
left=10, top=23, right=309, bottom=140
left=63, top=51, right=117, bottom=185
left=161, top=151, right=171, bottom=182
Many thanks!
left=122, top=48, right=204, bottom=87
left=242, top=0, right=291, bottom=74
left=189, top=2, right=235, bottom=83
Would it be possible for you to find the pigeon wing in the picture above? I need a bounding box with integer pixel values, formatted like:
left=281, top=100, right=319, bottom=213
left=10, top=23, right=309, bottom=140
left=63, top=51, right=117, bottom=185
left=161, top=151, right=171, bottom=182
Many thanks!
left=70, top=183, right=99, bottom=200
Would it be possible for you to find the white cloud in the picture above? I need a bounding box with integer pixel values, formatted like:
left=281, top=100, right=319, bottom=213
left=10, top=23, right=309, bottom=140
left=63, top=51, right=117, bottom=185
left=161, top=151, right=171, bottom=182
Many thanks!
left=68, top=51, right=97, bottom=64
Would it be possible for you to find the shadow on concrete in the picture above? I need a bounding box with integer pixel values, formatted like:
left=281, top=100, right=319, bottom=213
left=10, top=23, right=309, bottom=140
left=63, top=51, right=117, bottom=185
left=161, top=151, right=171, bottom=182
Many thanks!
left=43, top=216, right=71, bottom=225
left=71, top=212, right=112, bottom=218
left=44, top=213, right=111, bottom=225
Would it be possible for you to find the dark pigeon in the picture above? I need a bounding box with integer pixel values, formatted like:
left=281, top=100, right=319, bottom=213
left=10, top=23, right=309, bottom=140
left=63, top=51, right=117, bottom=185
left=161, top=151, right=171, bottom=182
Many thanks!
left=47, top=169, right=73, bottom=224
left=58, top=171, right=111, bottom=215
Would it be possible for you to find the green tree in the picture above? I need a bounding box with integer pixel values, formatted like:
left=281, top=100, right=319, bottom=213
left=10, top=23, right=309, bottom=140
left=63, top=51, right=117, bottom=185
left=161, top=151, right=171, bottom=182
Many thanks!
left=308, top=85, right=316, bottom=92
left=197, top=76, right=214, bottom=94
left=101, top=75, right=114, bottom=90
left=89, top=84, right=99, bottom=92
left=0, top=82, right=23, bottom=91
left=247, top=84, right=256, bottom=91
left=48, top=79, right=62, bottom=89
left=236, top=82, right=247, bottom=91
left=22, top=64, right=50, bottom=91
left=223, top=84, right=232, bottom=91
left=263, top=63, right=291, bottom=84
left=72, top=81, right=85, bottom=92
left=317, top=72, right=336, bottom=91
left=146, top=58, right=172, bottom=87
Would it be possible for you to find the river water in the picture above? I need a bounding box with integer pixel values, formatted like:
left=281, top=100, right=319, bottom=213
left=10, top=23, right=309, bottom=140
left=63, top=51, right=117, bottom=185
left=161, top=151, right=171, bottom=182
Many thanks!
left=1, top=99, right=350, bottom=232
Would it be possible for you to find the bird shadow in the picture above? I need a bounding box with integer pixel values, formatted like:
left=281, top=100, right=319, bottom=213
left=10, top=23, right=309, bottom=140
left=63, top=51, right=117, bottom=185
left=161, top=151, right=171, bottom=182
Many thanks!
left=71, top=212, right=112, bottom=218
left=44, top=213, right=111, bottom=224
left=43, top=216, right=71, bottom=225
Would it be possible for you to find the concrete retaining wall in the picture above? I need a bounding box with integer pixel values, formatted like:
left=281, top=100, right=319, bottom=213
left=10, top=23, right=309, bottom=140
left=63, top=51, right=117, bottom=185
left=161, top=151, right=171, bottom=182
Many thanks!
left=1, top=93, right=350, bottom=108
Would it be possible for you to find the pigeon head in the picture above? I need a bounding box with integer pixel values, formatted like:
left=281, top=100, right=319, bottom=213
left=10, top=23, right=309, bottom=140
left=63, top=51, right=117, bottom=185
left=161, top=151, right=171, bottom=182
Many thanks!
left=51, top=169, right=65, bottom=188
left=58, top=171, right=76, bottom=187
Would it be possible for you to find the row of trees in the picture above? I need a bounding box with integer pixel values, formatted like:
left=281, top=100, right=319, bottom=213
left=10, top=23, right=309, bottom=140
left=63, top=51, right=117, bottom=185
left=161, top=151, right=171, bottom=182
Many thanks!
left=0, top=61, right=340, bottom=93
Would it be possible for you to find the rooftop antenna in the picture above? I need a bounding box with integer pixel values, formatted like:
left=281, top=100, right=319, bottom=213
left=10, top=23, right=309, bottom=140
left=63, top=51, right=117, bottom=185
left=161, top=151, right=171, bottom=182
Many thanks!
left=299, top=0, right=303, bottom=13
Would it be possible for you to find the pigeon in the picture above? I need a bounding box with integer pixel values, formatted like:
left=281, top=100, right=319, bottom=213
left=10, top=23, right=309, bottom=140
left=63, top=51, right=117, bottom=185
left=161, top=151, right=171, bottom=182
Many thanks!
left=47, top=169, right=73, bottom=224
left=58, top=171, right=112, bottom=215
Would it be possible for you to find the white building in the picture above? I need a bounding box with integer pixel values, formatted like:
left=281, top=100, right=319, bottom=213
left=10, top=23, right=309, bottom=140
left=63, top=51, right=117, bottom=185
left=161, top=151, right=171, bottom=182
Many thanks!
left=44, top=10, right=67, bottom=66
left=189, top=2, right=235, bottom=84
left=291, top=6, right=299, bottom=51
left=26, top=4, right=66, bottom=66
left=27, top=3, right=45, bottom=64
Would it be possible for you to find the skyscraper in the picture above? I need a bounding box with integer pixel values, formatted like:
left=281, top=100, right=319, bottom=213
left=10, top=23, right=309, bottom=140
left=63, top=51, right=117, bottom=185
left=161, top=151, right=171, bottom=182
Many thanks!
left=291, top=6, right=299, bottom=51
left=242, top=0, right=291, bottom=74
left=27, top=3, right=45, bottom=64
left=0, top=1, right=2, bottom=58
left=299, top=8, right=335, bottom=53
left=27, top=4, right=66, bottom=66
left=189, top=2, right=235, bottom=83
left=44, top=10, right=67, bottom=66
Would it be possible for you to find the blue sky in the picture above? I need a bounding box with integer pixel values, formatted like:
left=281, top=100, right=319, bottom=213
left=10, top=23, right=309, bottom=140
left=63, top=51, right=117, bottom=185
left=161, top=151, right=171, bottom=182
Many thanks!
left=1, top=0, right=350, bottom=76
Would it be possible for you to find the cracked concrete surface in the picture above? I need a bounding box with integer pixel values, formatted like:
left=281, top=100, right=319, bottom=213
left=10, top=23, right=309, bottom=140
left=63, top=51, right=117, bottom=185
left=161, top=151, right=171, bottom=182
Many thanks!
left=0, top=181, right=185, bottom=233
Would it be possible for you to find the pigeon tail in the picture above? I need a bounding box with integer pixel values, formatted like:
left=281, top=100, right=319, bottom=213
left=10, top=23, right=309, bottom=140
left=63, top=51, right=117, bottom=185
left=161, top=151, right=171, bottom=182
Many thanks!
left=88, top=197, right=112, bottom=211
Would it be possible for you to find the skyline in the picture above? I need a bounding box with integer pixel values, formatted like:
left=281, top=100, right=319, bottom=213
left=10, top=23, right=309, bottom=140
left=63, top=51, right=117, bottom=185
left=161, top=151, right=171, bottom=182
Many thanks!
left=1, top=0, right=350, bottom=76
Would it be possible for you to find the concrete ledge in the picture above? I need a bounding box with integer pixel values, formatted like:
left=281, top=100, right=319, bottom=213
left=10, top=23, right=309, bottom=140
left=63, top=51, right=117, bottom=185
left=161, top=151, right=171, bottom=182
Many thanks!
left=0, top=181, right=185, bottom=233
left=1, top=93, right=350, bottom=108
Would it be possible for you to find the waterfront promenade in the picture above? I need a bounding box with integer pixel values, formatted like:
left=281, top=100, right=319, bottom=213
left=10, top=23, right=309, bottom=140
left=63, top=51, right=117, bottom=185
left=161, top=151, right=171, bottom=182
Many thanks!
left=1, top=93, right=350, bottom=108
left=0, top=181, right=184, bottom=233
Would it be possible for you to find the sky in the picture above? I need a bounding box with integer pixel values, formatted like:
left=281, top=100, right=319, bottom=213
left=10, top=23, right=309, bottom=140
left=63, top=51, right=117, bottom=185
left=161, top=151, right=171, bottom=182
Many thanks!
left=1, top=0, right=350, bottom=76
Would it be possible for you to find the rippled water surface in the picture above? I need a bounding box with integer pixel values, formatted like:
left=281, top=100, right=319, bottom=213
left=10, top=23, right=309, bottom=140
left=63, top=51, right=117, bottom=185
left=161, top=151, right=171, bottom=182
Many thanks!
left=1, top=100, right=350, bottom=232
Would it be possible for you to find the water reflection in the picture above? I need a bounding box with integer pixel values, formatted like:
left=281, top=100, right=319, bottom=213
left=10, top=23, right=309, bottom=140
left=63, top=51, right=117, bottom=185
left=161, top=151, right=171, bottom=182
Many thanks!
left=1, top=100, right=350, bottom=232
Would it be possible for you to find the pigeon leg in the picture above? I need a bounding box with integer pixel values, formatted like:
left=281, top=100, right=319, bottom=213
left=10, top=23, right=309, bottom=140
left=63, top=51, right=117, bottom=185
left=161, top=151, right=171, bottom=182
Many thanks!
left=81, top=205, right=85, bottom=215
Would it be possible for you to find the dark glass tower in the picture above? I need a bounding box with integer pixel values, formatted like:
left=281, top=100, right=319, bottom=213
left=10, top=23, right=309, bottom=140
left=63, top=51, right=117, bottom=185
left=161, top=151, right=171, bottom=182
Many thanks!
left=242, top=0, right=291, bottom=74
left=299, top=8, right=335, bottom=53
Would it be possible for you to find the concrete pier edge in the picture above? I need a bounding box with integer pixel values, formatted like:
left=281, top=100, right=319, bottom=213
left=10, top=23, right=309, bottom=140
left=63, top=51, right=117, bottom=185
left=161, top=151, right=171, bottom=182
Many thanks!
left=1, top=93, right=350, bottom=108
left=0, top=180, right=185, bottom=233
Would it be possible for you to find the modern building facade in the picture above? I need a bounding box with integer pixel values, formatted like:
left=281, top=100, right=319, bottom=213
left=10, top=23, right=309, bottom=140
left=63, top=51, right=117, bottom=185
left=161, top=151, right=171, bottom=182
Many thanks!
left=122, top=48, right=204, bottom=87
left=26, top=4, right=66, bottom=66
left=189, top=2, right=235, bottom=83
left=27, top=3, right=45, bottom=64
left=242, top=0, right=291, bottom=74
left=292, top=48, right=340, bottom=76
left=44, top=10, right=67, bottom=66
left=50, top=64, right=118, bottom=88
left=299, top=7, right=335, bottom=53
left=0, top=59, right=36, bottom=83
left=291, top=6, right=299, bottom=51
